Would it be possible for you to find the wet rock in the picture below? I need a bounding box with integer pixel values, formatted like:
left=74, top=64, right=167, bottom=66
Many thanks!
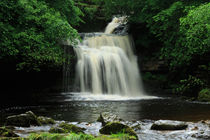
left=192, top=132, right=210, bottom=139
left=0, top=127, right=19, bottom=137
left=151, top=120, right=188, bottom=131
left=49, top=122, right=85, bottom=134
left=37, top=116, right=55, bottom=125
left=97, top=112, right=123, bottom=126
left=131, top=123, right=141, bottom=131
left=6, top=111, right=41, bottom=127
left=99, top=122, right=138, bottom=138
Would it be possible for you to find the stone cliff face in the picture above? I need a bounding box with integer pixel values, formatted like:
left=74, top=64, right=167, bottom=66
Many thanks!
left=141, top=60, right=168, bottom=73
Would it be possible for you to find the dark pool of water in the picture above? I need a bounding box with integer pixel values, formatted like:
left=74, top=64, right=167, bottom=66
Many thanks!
left=1, top=92, right=210, bottom=124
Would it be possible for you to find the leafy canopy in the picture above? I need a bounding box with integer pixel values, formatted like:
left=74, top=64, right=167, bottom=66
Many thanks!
left=0, top=0, right=80, bottom=71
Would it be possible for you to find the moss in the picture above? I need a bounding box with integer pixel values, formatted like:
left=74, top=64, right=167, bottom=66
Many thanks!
left=0, top=127, right=19, bottom=137
left=29, top=133, right=64, bottom=140
left=198, top=89, right=210, bottom=102
left=29, top=133, right=94, bottom=140
left=6, top=111, right=41, bottom=127
left=49, top=127, right=65, bottom=133
left=0, top=138, right=27, bottom=140
left=37, top=116, right=55, bottom=125
left=99, top=122, right=137, bottom=139
left=29, top=133, right=136, bottom=140
left=49, top=122, right=85, bottom=134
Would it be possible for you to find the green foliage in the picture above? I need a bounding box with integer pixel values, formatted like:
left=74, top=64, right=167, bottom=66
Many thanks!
left=99, top=122, right=137, bottom=139
left=198, top=88, right=210, bottom=102
left=174, top=75, right=205, bottom=97
left=29, top=132, right=133, bottom=140
left=178, top=3, right=210, bottom=66
left=43, top=0, right=83, bottom=26
left=75, top=0, right=99, bottom=20
left=147, top=1, right=210, bottom=67
left=49, top=122, right=85, bottom=134
left=0, top=0, right=80, bottom=71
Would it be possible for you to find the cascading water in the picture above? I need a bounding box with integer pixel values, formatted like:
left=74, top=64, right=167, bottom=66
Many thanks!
left=74, top=17, right=144, bottom=97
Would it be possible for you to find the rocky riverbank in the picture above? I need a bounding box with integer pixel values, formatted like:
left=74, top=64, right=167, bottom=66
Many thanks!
left=0, top=111, right=210, bottom=140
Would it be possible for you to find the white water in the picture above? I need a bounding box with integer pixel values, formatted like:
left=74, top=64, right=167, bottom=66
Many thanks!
left=62, top=92, right=159, bottom=101
left=105, top=16, right=127, bottom=34
left=74, top=17, right=144, bottom=97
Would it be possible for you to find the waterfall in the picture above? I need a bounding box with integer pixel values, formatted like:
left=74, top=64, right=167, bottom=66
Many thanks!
left=73, top=17, right=144, bottom=96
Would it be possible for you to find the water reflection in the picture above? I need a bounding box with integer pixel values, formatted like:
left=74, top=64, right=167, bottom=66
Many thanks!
left=1, top=93, right=210, bottom=124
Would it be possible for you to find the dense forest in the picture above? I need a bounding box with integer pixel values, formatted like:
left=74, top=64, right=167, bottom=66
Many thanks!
left=0, top=0, right=210, bottom=101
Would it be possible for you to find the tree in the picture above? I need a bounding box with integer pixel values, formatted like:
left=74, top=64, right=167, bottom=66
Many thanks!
left=0, top=0, right=80, bottom=71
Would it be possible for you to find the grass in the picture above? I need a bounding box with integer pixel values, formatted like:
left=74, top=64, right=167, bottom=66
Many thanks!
left=28, top=132, right=136, bottom=140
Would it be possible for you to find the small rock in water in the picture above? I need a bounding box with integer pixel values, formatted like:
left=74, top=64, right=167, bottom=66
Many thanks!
left=97, top=112, right=123, bottom=126
left=151, top=120, right=188, bottom=131
left=6, top=111, right=41, bottom=127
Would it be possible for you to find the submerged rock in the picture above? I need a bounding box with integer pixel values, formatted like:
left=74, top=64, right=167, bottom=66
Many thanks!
left=99, top=122, right=137, bottom=139
left=37, top=116, right=55, bottom=125
left=97, top=112, right=123, bottom=126
left=151, top=120, right=188, bottom=130
left=49, top=122, right=85, bottom=134
left=0, top=127, right=19, bottom=137
left=6, top=111, right=41, bottom=127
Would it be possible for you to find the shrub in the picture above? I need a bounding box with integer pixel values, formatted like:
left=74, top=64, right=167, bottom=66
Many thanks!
left=174, top=75, right=205, bottom=97
left=198, top=89, right=210, bottom=102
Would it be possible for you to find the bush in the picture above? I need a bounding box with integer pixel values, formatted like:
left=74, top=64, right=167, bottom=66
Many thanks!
left=174, top=75, right=205, bottom=97
left=198, top=89, right=210, bottom=102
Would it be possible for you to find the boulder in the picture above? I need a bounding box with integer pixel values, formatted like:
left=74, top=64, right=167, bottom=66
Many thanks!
left=99, top=122, right=138, bottom=138
left=97, top=112, right=123, bottom=126
left=37, top=116, right=55, bottom=125
left=6, top=111, right=41, bottom=127
left=49, top=122, right=85, bottom=134
left=49, top=127, right=65, bottom=133
left=0, top=127, right=19, bottom=137
left=151, top=120, right=188, bottom=130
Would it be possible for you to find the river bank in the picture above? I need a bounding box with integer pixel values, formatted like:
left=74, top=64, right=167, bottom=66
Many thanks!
left=0, top=110, right=210, bottom=140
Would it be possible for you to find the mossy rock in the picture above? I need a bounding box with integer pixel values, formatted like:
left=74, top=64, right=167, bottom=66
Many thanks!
left=97, top=113, right=123, bottom=126
left=151, top=120, right=188, bottom=130
left=97, top=134, right=137, bottom=140
left=6, top=111, right=41, bottom=127
left=49, top=122, right=85, bottom=134
left=198, top=89, right=210, bottom=102
left=37, top=116, right=55, bottom=125
left=49, top=127, right=65, bottom=133
left=0, top=127, right=19, bottom=137
left=99, top=122, right=137, bottom=139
